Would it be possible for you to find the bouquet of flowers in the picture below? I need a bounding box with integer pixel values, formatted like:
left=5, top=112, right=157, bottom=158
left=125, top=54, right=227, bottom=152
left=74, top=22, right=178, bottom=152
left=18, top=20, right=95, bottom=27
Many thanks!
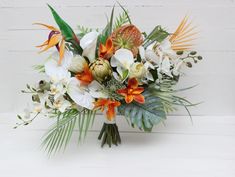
left=16, top=4, right=202, bottom=154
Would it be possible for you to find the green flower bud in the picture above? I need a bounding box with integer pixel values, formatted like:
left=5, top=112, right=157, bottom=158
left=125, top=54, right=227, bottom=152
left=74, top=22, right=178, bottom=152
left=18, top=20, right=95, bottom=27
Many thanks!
left=176, top=51, right=184, bottom=55
left=39, top=80, right=50, bottom=91
left=190, top=51, right=197, bottom=55
left=90, top=58, right=112, bottom=82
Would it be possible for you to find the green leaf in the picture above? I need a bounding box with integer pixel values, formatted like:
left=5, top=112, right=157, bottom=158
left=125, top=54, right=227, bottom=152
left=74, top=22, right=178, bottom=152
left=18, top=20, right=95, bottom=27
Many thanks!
left=41, top=109, right=96, bottom=156
left=96, top=6, right=115, bottom=57
left=117, top=2, right=132, bottom=24
left=143, top=26, right=169, bottom=48
left=121, top=69, right=129, bottom=81
left=47, top=4, right=82, bottom=54
left=118, top=89, right=166, bottom=132
left=113, top=10, right=129, bottom=30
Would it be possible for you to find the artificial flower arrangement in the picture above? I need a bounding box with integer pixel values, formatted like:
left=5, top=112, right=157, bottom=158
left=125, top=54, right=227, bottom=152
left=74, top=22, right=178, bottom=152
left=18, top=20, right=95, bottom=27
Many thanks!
left=16, top=4, right=202, bottom=154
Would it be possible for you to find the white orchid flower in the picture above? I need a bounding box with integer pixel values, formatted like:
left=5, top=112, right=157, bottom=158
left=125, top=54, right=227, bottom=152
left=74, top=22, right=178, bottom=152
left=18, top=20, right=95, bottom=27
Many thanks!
left=88, top=81, right=108, bottom=98
left=50, top=83, right=66, bottom=100
left=111, top=48, right=134, bottom=80
left=67, top=78, right=95, bottom=110
left=158, top=56, right=173, bottom=77
left=158, top=39, right=177, bottom=59
left=80, top=31, right=99, bottom=63
left=139, top=46, right=159, bottom=65
left=52, top=96, right=71, bottom=113
left=45, top=52, right=72, bottom=84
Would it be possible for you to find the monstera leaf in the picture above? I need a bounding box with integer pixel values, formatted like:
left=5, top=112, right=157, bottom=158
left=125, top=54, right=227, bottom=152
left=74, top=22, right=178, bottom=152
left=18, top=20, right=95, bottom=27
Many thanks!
left=118, top=90, right=166, bottom=132
left=48, top=4, right=82, bottom=54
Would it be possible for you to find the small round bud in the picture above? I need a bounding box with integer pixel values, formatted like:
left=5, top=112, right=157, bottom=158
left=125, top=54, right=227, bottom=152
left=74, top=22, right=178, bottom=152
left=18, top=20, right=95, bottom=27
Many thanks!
left=190, top=51, right=197, bottom=55
left=197, top=56, right=203, bottom=60
left=176, top=51, right=184, bottom=55
left=186, top=62, right=192, bottom=68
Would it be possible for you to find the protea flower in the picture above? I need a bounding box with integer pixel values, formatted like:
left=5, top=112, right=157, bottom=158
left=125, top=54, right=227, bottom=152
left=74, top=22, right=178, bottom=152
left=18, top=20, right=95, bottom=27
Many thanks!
left=89, top=58, right=112, bottom=83
left=111, top=24, right=143, bottom=56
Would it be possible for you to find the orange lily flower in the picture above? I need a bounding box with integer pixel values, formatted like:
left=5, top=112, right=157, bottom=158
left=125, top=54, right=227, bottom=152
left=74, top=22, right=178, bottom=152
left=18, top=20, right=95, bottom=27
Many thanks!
left=94, top=99, right=121, bottom=121
left=117, top=78, right=145, bottom=104
left=76, top=63, right=93, bottom=85
left=35, top=23, right=65, bottom=65
left=98, top=37, right=114, bottom=59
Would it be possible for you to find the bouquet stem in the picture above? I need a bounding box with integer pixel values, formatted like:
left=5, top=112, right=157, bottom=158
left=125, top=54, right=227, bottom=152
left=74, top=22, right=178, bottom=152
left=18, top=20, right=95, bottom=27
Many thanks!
left=98, top=123, right=121, bottom=147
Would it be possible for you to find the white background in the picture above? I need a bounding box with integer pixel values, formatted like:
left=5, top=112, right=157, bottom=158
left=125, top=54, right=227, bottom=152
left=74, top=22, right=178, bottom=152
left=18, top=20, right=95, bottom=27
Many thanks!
left=0, top=0, right=235, bottom=177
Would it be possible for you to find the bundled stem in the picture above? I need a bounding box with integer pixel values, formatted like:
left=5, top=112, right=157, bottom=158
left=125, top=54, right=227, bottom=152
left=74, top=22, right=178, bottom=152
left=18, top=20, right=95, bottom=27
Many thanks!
left=98, top=123, right=121, bottom=147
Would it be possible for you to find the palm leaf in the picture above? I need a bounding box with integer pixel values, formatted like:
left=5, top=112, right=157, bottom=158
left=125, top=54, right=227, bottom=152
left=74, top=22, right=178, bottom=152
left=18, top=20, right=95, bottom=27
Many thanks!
left=170, top=16, right=197, bottom=51
left=113, top=11, right=129, bottom=30
left=42, top=109, right=96, bottom=156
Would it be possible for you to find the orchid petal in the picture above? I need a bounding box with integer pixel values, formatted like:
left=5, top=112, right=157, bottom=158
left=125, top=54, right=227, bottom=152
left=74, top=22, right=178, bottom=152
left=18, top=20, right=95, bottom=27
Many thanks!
left=67, top=78, right=94, bottom=110
left=80, top=31, right=99, bottom=62
left=45, top=59, right=71, bottom=83
left=112, top=49, right=134, bottom=69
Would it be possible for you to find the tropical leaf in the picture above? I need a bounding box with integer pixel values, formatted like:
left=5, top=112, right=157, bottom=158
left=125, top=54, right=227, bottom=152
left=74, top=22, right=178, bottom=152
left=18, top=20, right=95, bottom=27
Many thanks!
left=47, top=4, right=82, bottom=54
left=113, top=11, right=129, bottom=30
left=148, top=80, right=200, bottom=122
left=117, top=2, right=132, bottom=24
left=42, top=108, right=96, bottom=155
left=143, top=26, right=169, bottom=48
left=118, top=89, right=166, bottom=132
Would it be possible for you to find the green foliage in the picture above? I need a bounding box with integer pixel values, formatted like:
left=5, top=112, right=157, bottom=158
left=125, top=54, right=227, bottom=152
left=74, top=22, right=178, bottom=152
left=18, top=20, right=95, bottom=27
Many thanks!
left=143, top=26, right=169, bottom=48
left=77, top=25, right=99, bottom=38
left=113, top=11, right=129, bottom=30
left=117, top=2, right=132, bottom=24
left=47, top=4, right=82, bottom=54
left=42, top=108, right=96, bottom=155
left=118, top=89, right=166, bottom=132
left=148, top=80, right=199, bottom=122
left=33, top=64, right=45, bottom=73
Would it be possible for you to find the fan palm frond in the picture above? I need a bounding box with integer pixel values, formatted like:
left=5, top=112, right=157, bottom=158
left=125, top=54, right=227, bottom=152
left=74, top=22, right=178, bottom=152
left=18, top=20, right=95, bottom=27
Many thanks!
left=170, top=16, right=197, bottom=51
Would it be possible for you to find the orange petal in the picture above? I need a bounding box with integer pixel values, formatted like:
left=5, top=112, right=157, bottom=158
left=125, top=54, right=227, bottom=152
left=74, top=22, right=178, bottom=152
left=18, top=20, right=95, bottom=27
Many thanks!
left=128, top=78, right=138, bottom=89
left=58, top=39, right=65, bottom=65
left=106, top=37, right=113, bottom=51
left=36, top=40, right=49, bottom=48
left=99, top=43, right=107, bottom=53
left=94, top=99, right=108, bottom=108
left=125, top=95, right=134, bottom=104
left=76, top=63, right=93, bottom=85
left=132, top=87, right=144, bottom=95
left=33, top=23, right=59, bottom=32
left=117, top=88, right=128, bottom=96
left=133, top=94, right=145, bottom=104
left=39, top=35, right=60, bottom=53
